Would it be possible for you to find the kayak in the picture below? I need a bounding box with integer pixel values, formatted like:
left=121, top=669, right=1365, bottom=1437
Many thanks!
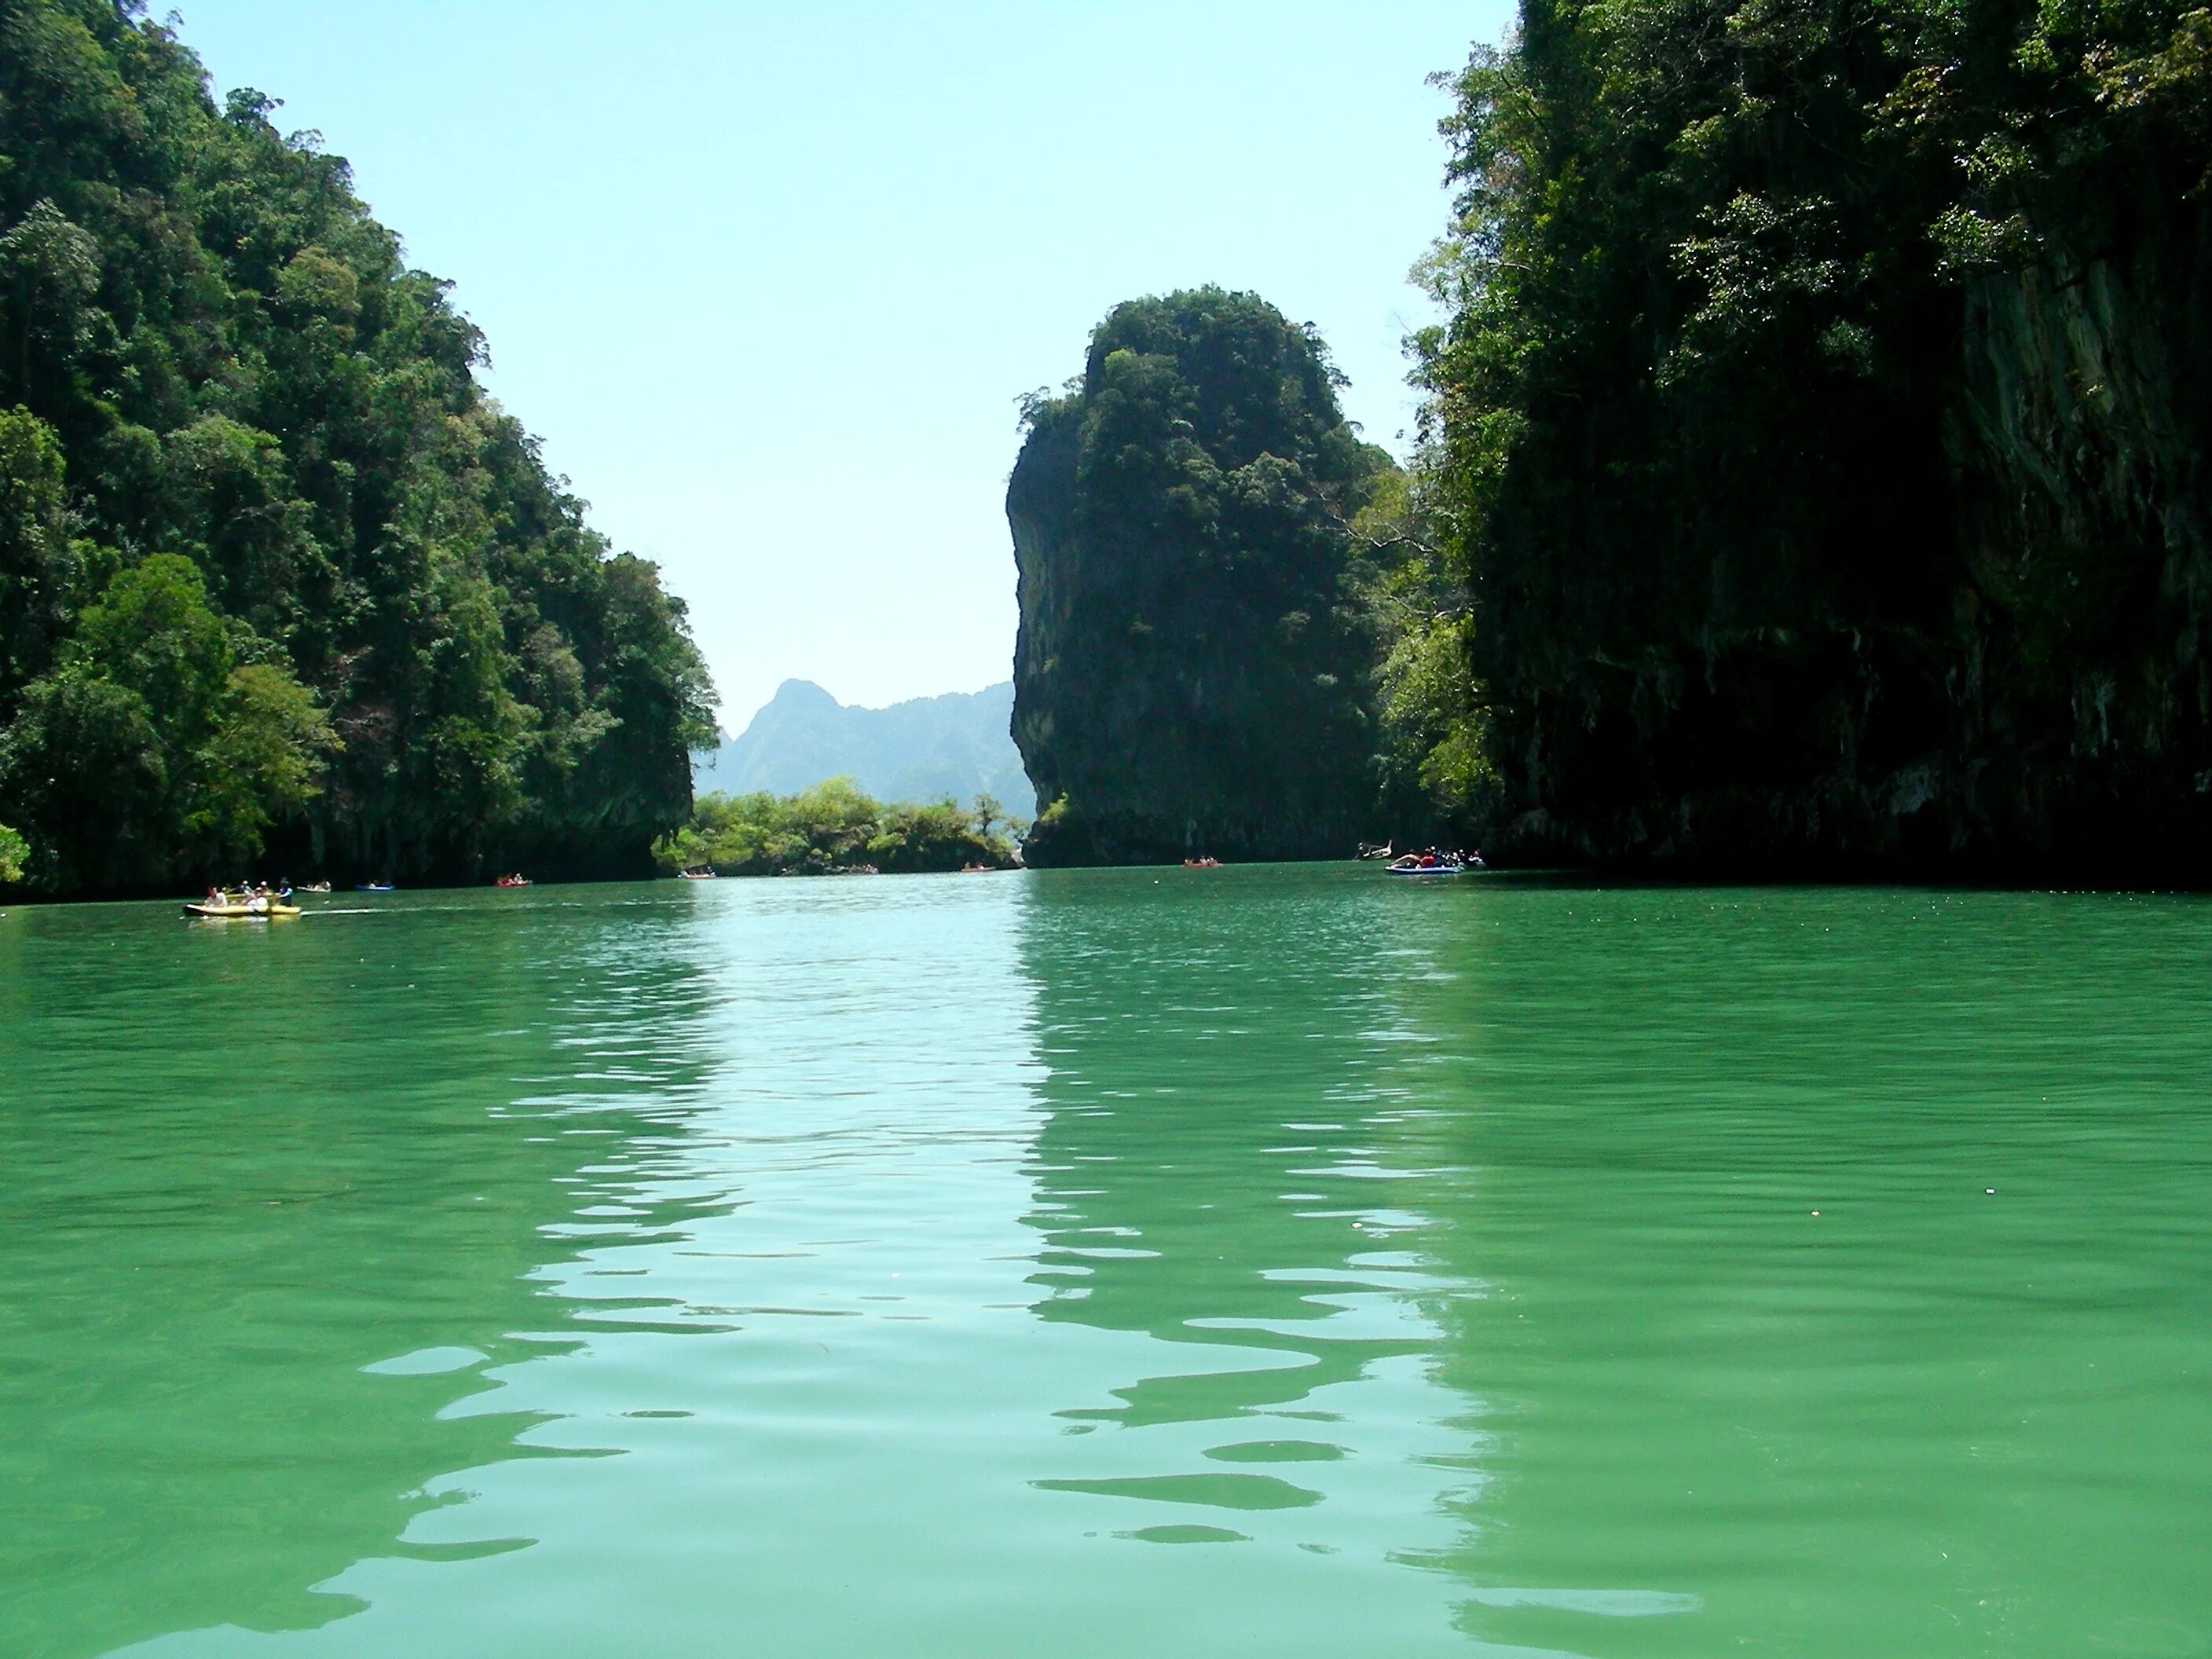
left=184, top=901, right=302, bottom=918
left=356, top=882, right=394, bottom=892
left=676, top=869, right=718, bottom=880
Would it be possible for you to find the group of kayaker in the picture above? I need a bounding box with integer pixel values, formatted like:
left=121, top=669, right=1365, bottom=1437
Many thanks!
left=1388, top=846, right=1485, bottom=873
left=183, top=881, right=306, bottom=919
left=1361, top=840, right=1484, bottom=868
left=184, top=873, right=515, bottom=919
left=203, top=881, right=293, bottom=912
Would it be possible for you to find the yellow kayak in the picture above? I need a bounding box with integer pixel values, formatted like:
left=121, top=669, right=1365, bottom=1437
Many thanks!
left=182, top=901, right=302, bottom=919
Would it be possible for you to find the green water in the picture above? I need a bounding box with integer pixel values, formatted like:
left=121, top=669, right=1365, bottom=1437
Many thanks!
left=2, top=870, right=2207, bottom=1657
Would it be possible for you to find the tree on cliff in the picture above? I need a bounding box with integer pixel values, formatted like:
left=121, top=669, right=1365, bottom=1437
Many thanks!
left=1419, top=0, right=2212, bottom=873
left=1009, top=288, right=1393, bottom=865
left=0, top=0, right=712, bottom=892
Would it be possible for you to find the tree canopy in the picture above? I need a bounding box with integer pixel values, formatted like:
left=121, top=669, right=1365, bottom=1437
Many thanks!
left=0, top=0, right=713, bottom=892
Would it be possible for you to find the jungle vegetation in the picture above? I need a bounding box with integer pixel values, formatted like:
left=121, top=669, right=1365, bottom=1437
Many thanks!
left=653, top=781, right=1021, bottom=877
left=1411, top=0, right=2212, bottom=871
left=0, top=0, right=712, bottom=894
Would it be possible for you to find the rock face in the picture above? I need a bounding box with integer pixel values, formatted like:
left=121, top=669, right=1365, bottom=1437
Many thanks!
left=1476, top=231, right=2212, bottom=881
left=1009, top=289, right=1387, bottom=866
left=1422, top=0, right=2212, bottom=880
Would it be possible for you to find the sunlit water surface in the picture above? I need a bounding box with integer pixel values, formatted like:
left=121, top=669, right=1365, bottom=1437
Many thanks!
left=2, top=869, right=2207, bottom=1657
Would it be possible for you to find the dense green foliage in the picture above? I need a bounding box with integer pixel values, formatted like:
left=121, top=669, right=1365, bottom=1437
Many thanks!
left=1417, top=0, right=2212, bottom=871
left=0, top=0, right=712, bottom=892
left=1009, top=288, right=1393, bottom=865
left=1343, top=460, right=1500, bottom=836
left=653, top=780, right=1020, bottom=877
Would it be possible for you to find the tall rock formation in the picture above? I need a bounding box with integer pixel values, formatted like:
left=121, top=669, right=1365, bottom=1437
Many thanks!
left=1008, top=289, right=1390, bottom=865
left=1420, top=0, right=2212, bottom=877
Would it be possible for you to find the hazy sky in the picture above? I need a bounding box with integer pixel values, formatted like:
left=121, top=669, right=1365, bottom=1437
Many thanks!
left=170, top=2, right=1511, bottom=727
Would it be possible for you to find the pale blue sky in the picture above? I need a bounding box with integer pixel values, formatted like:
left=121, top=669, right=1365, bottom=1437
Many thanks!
left=170, top=2, right=1511, bottom=726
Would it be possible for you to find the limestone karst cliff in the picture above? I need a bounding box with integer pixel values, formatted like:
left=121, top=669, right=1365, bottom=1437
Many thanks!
left=1420, top=0, right=2212, bottom=877
left=1009, top=289, right=1391, bottom=865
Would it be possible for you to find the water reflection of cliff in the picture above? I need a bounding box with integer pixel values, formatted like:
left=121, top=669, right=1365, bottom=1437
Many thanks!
left=0, top=891, right=726, bottom=1659
left=1382, top=886, right=2212, bottom=1657
left=1013, top=867, right=1487, bottom=1562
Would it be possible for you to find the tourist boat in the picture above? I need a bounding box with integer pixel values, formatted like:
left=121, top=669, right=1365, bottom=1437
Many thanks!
left=183, top=898, right=301, bottom=919
left=677, top=867, right=717, bottom=880
left=299, top=881, right=332, bottom=894
left=1388, top=856, right=1464, bottom=877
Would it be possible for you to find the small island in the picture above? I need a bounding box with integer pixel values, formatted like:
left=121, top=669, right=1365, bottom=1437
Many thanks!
left=654, top=781, right=1020, bottom=877
left=1009, top=289, right=1394, bottom=866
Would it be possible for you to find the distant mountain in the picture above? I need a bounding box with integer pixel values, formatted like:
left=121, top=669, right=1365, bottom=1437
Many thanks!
left=694, top=681, right=1033, bottom=813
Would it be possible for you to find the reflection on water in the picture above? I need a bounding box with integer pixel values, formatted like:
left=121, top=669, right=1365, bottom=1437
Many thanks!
left=2, top=873, right=2208, bottom=1658
left=0, top=891, right=723, bottom=1657
left=1404, top=885, right=2212, bottom=1657
left=1016, top=870, right=1487, bottom=1568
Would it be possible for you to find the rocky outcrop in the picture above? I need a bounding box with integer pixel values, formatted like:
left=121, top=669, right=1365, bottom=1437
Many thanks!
left=1434, top=0, right=2212, bottom=880
left=1009, top=289, right=1389, bottom=866
left=1480, top=225, right=2212, bottom=877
